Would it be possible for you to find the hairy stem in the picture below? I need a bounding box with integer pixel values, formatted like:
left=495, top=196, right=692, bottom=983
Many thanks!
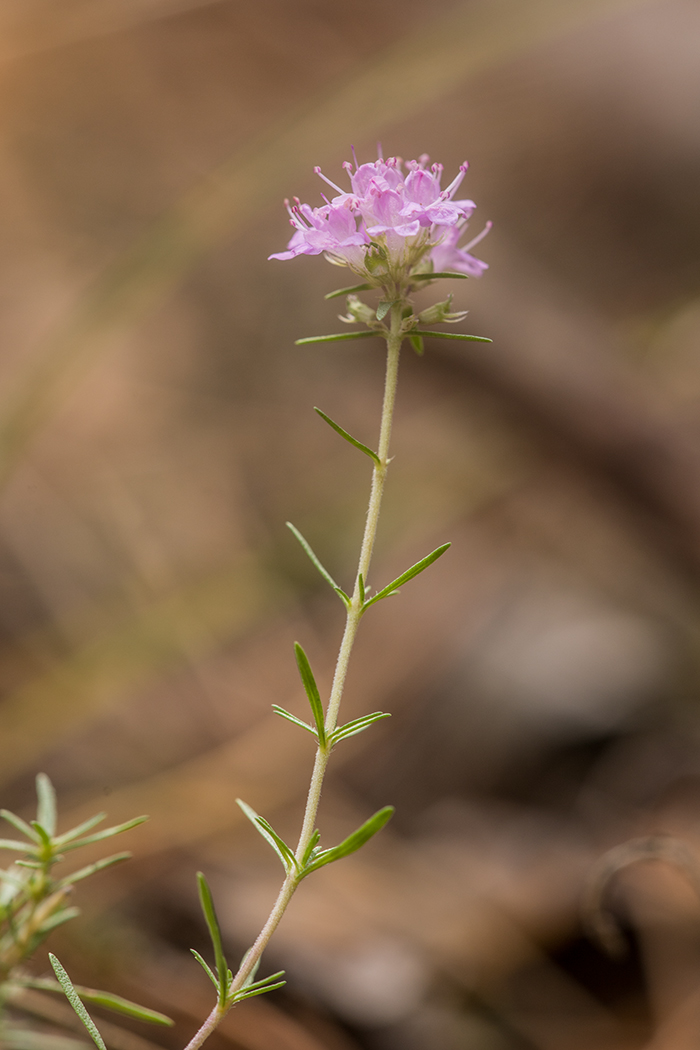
left=183, top=301, right=405, bottom=1050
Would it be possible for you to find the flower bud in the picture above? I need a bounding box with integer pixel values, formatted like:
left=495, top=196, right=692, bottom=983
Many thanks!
left=341, top=295, right=377, bottom=326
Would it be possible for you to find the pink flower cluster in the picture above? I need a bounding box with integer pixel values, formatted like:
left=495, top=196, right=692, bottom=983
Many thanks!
left=269, top=151, right=490, bottom=280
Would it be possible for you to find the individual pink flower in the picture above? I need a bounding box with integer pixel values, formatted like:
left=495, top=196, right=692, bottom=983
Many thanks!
left=429, top=220, right=492, bottom=277
left=268, top=199, right=368, bottom=269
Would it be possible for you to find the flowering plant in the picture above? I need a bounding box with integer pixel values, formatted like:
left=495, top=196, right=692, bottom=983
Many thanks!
left=1, top=149, right=491, bottom=1050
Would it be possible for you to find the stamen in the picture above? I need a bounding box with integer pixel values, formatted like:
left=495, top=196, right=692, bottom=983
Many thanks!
left=351, top=145, right=359, bottom=170
left=443, top=162, right=468, bottom=199
left=376, top=141, right=384, bottom=160
left=313, top=166, right=345, bottom=195
left=462, top=220, right=492, bottom=252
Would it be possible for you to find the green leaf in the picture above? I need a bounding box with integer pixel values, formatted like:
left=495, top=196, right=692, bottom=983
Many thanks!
left=236, top=800, right=298, bottom=874
left=36, top=907, right=81, bottom=937
left=411, top=271, right=468, bottom=281
left=294, top=643, right=327, bottom=748
left=314, top=408, right=381, bottom=467
left=0, top=839, right=34, bottom=854
left=295, top=330, right=380, bottom=345
left=232, top=979, right=286, bottom=1004
left=408, top=333, right=424, bottom=356
left=48, top=954, right=106, bottom=1050
left=330, top=712, right=391, bottom=745
left=191, top=949, right=218, bottom=989
left=57, top=852, right=131, bottom=889
left=414, top=330, right=492, bottom=342
left=302, top=807, right=394, bottom=877
left=53, top=814, right=106, bottom=847
left=300, top=829, right=321, bottom=868
left=30, top=822, right=52, bottom=853
left=1, top=811, right=41, bottom=845
left=376, top=300, right=394, bottom=321
left=58, top=815, right=148, bottom=853
left=271, top=705, right=316, bottom=737
left=358, top=573, right=366, bottom=604
left=20, top=978, right=172, bottom=1026
left=286, top=522, right=350, bottom=607
left=35, top=775, right=57, bottom=838
left=363, top=543, right=451, bottom=610
left=324, top=282, right=372, bottom=300
left=196, top=872, right=229, bottom=1005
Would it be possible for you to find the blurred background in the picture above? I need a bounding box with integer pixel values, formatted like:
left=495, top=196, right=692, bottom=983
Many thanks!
left=2, top=0, right=700, bottom=1047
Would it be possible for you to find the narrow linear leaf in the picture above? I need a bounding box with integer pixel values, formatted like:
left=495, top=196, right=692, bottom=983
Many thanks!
left=57, top=852, right=131, bottom=889
left=240, top=970, right=286, bottom=994
left=408, top=333, right=424, bottom=355
left=22, top=979, right=172, bottom=1026
left=35, top=775, right=57, bottom=838
left=37, top=907, right=81, bottom=937
left=412, top=271, right=468, bottom=281
left=1, top=811, right=41, bottom=845
left=376, top=300, right=394, bottom=321
left=0, top=839, right=35, bottom=854
left=295, top=330, right=379, bottom=345
left=236, top=800, right=297, bottom=874
left=330, top=712, right=391, bottom=745
left=53, top=814, right=106, bottom=847
left=232, top=980, right=287, bottom=1003
left=238, top=948, right=260, bottom=989
left=302, top=807, right=394, bottom=877
left=59, top=816, right=148, bottom=853
left=301, top=829, right=321, bottom=868
left=48, top=954, right=106, bottom=1050
left=286, top=522, right=350, bottom=607
left=191, top=949, right=218, bottom=989
left=358, top=573, right=366, bottom=604
left=30, top=822, right=52, bottom=852
left=294, top=643, right=327, bottom=748
left=364, top=543, right=451, bottom=609
left=314, top=408, right=381, bottom=466
left=324, top=282, right=372, bottom=300
left=196, top=872, right=229, bottom=1005
left=271, top=705, right=316, bottom=737
left=415, top=330, right=492, bottom=342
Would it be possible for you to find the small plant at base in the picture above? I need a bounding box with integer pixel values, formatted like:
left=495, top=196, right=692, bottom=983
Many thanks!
left=0, top=773, right=173, bottom=1048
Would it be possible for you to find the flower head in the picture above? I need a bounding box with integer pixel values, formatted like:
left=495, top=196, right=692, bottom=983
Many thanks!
left=269, top=150, right=489, bottom=285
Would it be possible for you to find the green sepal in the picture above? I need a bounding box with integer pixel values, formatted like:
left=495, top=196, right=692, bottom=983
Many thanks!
left=286, top=522, right=351, bottom=608
left=196, top=871, right=229, bottom=1005
left=58, top=816, right=148, bottom=853
left=20, top=978, right=173, bottom=1026
left=376, top=300, right=395, bottom=322
left=295, top=330, right=380, bottom=345
left=408, top=333, right=424, bottom=356
left=1, top=811, right=41, bottom=844
left=314, top=408, right=381, bottom=467
left=363, top=543, right=451, bottom=610
left=56, top=852, right=131, bottom=889
left=330, top=712, right=391, bottom=746
left=414, top=330, right=492, bottom=342
left=191, top=949, right=218, bottom=989
left=271, top=705, right=316, bottom=738
left=236, top=800, right=298, bottom=875
left=294, top=643, right=327, bottom=748
left=35, top=774, right=57, bottom=837
left=48, top=954, right=107, bottom=1050
left=301, top=807, right=394, bottom=877
left=411, top=271, right=468, bottom=281
left=324, top=282, right=372, bottom=300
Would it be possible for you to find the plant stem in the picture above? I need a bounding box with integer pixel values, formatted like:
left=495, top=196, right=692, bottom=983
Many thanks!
left=182, top=301, right=405, bottom=1050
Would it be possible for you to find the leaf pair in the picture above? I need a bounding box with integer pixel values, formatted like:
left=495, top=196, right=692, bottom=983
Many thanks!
left=192, top=872, right=286, bottom=1008
left=236, top=798, right=394, bottom=882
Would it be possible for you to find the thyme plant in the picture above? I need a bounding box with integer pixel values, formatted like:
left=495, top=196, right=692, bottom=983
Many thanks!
left=1, top=148, right=491, bottom=1050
